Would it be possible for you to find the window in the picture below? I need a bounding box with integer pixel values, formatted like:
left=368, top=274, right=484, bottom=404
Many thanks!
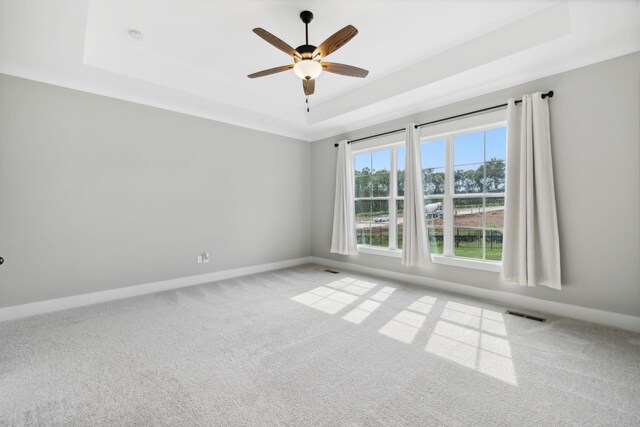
left=451, top=127, right=506, bottom=261
left=354, top=149, right=391, bottom=247
left=353, top=121, right=506, bottom=270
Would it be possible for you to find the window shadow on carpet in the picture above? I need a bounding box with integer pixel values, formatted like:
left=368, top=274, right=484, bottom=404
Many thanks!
left=291, top=276, right=517, bottom=385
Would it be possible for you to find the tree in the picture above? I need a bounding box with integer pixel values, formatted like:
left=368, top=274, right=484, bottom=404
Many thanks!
left=371, top=169, right=390, bottom=196
left=355, top=167, right=372, bottom=197
left=454, top=168, right=482, bottom=193
left=485, top=158, right=505, bottom=192
left=422, top=168, right=445, bottom=195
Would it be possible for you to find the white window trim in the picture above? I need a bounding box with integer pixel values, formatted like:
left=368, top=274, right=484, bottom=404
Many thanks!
left=357, top=245, right=402, bottom=258
left=355, top=247, right=501, bottom=272
left=353, top=144, right=405, bottom=252
left=431, top=254, right=501, bottom=272
left=354, top=114, right=506, bottom=272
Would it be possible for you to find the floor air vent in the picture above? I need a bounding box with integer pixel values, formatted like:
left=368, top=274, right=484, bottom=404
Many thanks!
left=506, top=310, right=547, bottom=323
left=324, top=269, right=340, bottom=274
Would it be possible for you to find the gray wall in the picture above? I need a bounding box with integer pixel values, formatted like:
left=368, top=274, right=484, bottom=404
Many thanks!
left=311, top=53, right=640, bottom=317
left=0, top=74, right=311, bottom=307
left=2, top=53, right=639, bottom=317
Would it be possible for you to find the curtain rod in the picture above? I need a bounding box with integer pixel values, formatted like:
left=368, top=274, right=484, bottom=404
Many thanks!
left=333, top=91, right=554, bottom=147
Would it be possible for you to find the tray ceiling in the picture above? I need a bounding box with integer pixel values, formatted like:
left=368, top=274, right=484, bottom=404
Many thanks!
left=1, top=0, right=638, bottom=141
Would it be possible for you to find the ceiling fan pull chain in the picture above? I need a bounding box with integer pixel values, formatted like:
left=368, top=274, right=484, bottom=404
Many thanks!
left=306, top=96, right=310, bottom=112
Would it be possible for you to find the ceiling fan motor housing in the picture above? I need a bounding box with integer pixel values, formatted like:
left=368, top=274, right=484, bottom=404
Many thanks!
left=295, top=44, right=317, bottom=60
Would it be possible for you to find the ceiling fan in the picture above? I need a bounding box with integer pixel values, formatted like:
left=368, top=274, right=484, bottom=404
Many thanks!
left=248, top=10, right=368, bottom=108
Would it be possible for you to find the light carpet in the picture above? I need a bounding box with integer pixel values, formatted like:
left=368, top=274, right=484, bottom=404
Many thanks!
left=1, top=264, right=639, bottom=426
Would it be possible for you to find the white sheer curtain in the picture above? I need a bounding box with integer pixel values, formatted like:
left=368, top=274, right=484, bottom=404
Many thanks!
left=502, top=93, right=561, bottom=289
left=330, top=140, right=358, bottom=255
left=402, top=124, right=431, bottom=267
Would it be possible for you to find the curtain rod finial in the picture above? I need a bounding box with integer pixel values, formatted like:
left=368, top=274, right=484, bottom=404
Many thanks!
left=334, top=141, right=351, bottom=147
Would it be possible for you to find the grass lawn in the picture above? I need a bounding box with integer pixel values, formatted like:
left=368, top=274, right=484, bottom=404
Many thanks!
left=358, top=228, right=502, bottom=261
left=454, top=245, right=503, bottom=261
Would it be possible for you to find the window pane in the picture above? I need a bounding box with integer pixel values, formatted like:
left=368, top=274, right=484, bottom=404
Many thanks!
left=485, top=159, right=505, bottom=193
left=454, top=198, right=483, bottom=228
left=428, top=227, right=444, bottom=254
left=371, top=171, right=390, bottom=197
left=486, top=127, right=506, bottom=161
left=355, top=150, right=391, bottom=197
left=354, top=152, right=370, bottom=174
left=485, top=197, right=504, bottom=229
left=454, top=228, right=483, bottom=259
left=371, top=149, right=391, bottom=197
left=397, top=146, right=405, bottom=197
left=355, top=175, right=371, bottom=198
left=370, top=200, right=389, bottom=247
left=355, top=200, right=372, bottom=245
left=422, top=139, right=445, bottom=169
left=454, top=164, right=484, bottom=194
left=425, top=197, right=444, bottom=255
left=454, top=131, right=484, bottom=165
left=355, top=152, right=372, bottom=198
left=423, top=167, right=445, bottom=196
left=485, top=230, right=503, bottom=261
left=355, top=200, right=389, bottom=247
left=425, top=198, right=444, bottom=227
left=371, top=149, right=391, bottom=173
left=397, top=200, right=404, bottom=249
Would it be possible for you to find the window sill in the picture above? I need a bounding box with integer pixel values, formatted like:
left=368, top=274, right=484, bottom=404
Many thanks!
left=431, top=255, right=502, bottom=272
left=356, top=245, right=501, bottom=272
left=357, top=245, right=402, bottom=258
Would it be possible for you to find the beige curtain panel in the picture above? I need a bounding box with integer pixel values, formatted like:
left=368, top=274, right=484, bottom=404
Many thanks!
left=330, top=140, right=358, bottom=255
left=502, top=93, right=561, bottom=289
left=402, top=124, right=431, bottom=267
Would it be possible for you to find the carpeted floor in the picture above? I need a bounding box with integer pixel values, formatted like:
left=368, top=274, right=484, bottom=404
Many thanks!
left=1, top=264, right=639, bottom=426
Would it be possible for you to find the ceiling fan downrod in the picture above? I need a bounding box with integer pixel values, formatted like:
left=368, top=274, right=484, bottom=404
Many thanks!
left=300, top=10, right=313, bottom=46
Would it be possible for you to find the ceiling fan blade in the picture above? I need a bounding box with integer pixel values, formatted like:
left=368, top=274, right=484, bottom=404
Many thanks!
left=247, top=64, right=294, bottom=79
left=321, top=62, right=369, bottom=78
left=313, top=25, right=358, bottom=59
left=303, top=79, right=315, bottom=96
left=253, top=28, right=302, bottom=59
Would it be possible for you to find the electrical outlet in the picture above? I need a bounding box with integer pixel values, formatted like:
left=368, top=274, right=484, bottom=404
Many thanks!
left=197, top=255, right=203, bottom=264
left=202, top=252, right=210, bottom=263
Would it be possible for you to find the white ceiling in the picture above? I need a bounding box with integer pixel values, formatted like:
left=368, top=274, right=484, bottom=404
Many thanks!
left=1, top=0, right=638, bottom=141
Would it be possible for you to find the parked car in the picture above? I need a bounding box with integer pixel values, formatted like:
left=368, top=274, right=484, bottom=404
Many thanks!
left=425, top=202, right=443, bottom=219
left=373, top=215, right=389, bottom=223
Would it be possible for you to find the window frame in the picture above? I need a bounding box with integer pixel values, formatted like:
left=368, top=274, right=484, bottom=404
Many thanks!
left=353, top=145, right=398, bottom=250
left=352, top=117, right=506, bottom=272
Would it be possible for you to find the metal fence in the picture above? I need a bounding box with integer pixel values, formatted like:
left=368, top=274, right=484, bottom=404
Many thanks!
left=453, top=229, right=503, bottom=249
left=358, top=227, right=503, bottom=250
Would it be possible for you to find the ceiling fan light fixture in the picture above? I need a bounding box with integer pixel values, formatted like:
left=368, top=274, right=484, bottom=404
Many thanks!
left=293, top=59, right=322, bottom=80
left=248, top=12, right=367, bottom=105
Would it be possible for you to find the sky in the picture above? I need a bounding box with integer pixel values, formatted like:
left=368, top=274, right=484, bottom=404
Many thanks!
left=354, top=127, right=506, bottom=173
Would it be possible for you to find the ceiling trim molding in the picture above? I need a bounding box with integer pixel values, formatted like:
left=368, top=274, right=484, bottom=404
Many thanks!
left=0, top=63, right=312, bottom=141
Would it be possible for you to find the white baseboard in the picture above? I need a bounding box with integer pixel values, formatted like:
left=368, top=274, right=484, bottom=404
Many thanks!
left=0, top=257, right=313, bottom=323
left=4, top=255, right=638, bottom=333
left=311, top=257, right=640, bottom=333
